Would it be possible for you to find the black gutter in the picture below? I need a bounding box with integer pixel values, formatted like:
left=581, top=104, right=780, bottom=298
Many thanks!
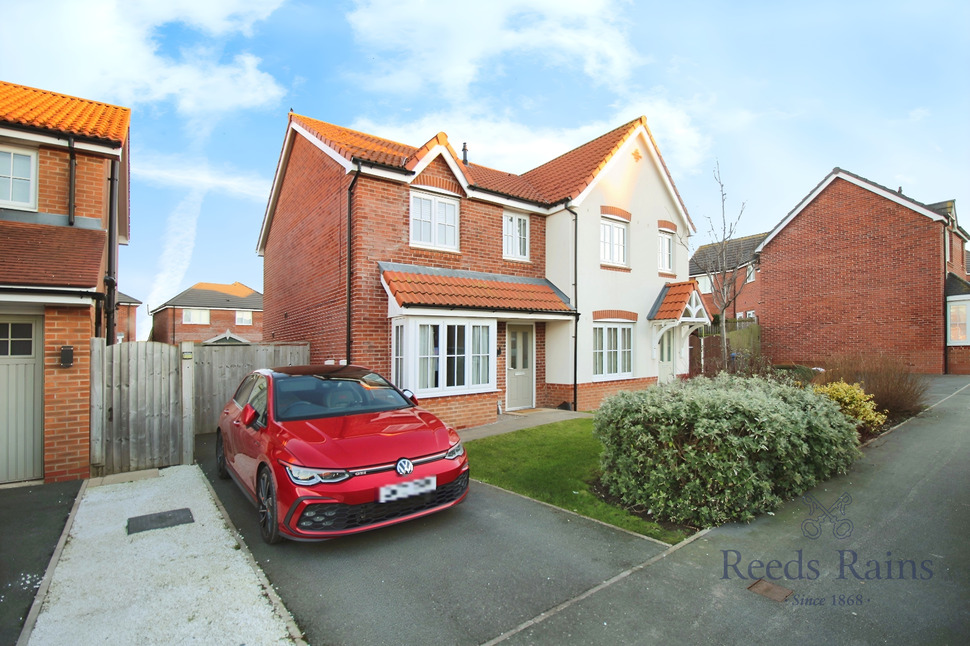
left=346, top=161, right=361, bottom=363
left=68, top=136, right=76, bottom=225
left=104, top=160, right=119, bottom=344
left=565, top=201, right=580, bottom=412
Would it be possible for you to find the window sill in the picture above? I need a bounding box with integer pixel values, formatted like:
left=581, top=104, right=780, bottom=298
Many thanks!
left=592, top=374, right=635, bottom=383
left=503, top=257, right=531, bottom=264
left=414, top=386, right=499, bottom=399
left=658, top=271, right=677, bottom=279
left=410, top=243, right=461, bottom=255
left=601, top=264, right=631, bottom=273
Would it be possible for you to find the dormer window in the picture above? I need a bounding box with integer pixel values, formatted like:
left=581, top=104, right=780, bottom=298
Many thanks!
left=0, top=145, right=37, bottom=211
left=410, top=191, right=459, bottom=252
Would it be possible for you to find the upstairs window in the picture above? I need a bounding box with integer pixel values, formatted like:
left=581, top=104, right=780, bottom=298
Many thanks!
left=183, top=308, right=210, bottom=325
left=658, top=231, right=674, bottom=272
left=503, top=212, right=529, bottom=260
left=600, top=218, right=628, bottom=266
left=235, top=310, right=253, bottom=326
left=0, top=146, right=37, bottom=210
left=411, top=192, right=459, bottom=251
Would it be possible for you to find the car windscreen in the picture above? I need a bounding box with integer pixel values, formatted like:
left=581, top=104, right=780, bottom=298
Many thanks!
left=273, top=372, right=412, bottom=421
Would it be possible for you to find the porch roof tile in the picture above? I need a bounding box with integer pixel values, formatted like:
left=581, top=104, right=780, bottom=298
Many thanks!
left=380, top=262, right=573, bottom=314
left=649, top=280, right=705, bottom=320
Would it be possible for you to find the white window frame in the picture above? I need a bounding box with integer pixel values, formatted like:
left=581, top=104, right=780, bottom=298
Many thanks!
left=600, top=217, right=628, bottom=266
left=503, top=212, right=530, bottom=261
left=410, top=191, right=459, bottom=252
left=0, top=145, right=38, bottom=211
left=182, top=308, right=210, bottom=325
left=947, top=298, right=970, bottom=346
left=593, top=322, right=634, bottom=380
left=746, top=264, right=756, bottom=283
left=391, top=317, right=497, bottom=396
left=746, top=310, right=756, bottom=319
left=658, top=230, right=674, bottom=272
left=696, top=275, right=712, bottom=294
left=235, top=310, right=253, bottom=326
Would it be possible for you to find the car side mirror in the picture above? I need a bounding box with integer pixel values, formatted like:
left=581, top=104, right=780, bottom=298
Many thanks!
left=241, top=404, right=261, bottom=428
left=402, top=389, right=419, bottom=406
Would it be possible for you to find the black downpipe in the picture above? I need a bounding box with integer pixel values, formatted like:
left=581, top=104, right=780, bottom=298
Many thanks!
left=346, top=162, right=361, bottom=363
left=68, top=136, right=76, bottom=225
left=104, top=160, right=119, bottom=344
left=565, top=201, right=580, bottom=412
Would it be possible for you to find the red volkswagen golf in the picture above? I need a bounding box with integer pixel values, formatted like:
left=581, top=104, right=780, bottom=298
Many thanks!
left=216, top=365, right=469, bottom=543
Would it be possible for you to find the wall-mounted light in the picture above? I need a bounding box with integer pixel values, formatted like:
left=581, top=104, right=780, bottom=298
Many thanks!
left=59, top=346, right=74, bottom=368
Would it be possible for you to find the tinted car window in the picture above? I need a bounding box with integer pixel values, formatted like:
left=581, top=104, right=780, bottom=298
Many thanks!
left=274, top=372, right=411, bottom=421
left=232, top=375, right=257, bottom=406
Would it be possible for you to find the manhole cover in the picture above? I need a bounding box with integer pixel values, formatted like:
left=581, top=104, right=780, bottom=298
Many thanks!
left=747, top=578, right=794, bottom=602
left=127, top=508, right=195, bottom=535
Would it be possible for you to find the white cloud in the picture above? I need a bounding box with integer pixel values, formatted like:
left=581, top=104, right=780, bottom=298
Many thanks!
left=141, top=188, right=208, bottom=339
left=346, top=0, right=642, bottom=99
left=133, top=152, right=271, bottom=201
left=0, top=0, right=285, bottom=118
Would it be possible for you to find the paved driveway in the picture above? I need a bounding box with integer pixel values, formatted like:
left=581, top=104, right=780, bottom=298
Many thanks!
left=198, top=375, right=970, bottom=645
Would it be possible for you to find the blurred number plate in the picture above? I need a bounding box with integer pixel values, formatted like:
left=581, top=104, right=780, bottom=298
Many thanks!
left=379, top=476, right=436, bottom=503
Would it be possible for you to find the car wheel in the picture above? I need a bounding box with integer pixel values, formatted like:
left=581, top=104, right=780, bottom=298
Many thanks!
left=215, top=432, right=230, bottom=480
left=257, top=468, right=282, bottom=544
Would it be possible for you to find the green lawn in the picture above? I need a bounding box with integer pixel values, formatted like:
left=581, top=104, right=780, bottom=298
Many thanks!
left=464, top=419, right=689, bottom=545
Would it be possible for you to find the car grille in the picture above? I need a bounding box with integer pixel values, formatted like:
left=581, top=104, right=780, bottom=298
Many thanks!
left=295, top=472, right=469, bottom=533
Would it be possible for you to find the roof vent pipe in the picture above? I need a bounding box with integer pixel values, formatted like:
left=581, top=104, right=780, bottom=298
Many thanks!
left=462, top=142, right=468, bottom=165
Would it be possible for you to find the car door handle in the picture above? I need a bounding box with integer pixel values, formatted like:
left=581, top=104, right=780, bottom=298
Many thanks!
left=232, top=421, right=241, bottom=426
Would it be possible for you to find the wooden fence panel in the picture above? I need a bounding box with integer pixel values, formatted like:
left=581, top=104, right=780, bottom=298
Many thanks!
left=192, top=342, right=309, bottom=435
left=91, top=340, right=309, bottom=475
left=90, top=340, right=182, bottom=476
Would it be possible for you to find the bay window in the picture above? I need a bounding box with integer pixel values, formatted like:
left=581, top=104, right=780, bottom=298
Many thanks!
left=593, top=323, right=633, bottom=379
left=393, top=317, right=496, bottom=395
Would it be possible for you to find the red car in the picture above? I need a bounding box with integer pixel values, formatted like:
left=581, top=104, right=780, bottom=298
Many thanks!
left=216, top=365, right=469, bottom=543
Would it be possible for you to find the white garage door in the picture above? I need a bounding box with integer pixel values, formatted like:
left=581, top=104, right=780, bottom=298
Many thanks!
left=0, top=316, right=43, bottom=482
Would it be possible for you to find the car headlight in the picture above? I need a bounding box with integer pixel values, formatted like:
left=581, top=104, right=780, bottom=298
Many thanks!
left=445, top=442, right=464, bottom=460
left=282, top=462, right=350, bottom=485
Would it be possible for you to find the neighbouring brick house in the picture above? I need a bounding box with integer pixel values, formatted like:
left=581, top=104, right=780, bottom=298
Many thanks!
left=257, top=114, right=708, bottom=428
left=150, top=282, right=263, bottom=345
left=0, top=80, right=130, bottom=483
left=689, top=232, right=767, bottom=321
left=756, top=168, right=969, bottom=374
left=115, top=290, right=141, bottom=342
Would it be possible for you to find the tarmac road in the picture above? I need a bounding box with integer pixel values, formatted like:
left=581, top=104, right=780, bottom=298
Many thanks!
left=198, top=376, right=970, bottom=645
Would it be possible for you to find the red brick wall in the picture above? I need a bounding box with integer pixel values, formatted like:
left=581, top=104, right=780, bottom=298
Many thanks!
left=43, top=307, right=94, bottom=482
left=947, top=346, right=970, bottom=374
left=116, top=303, right=138, bottom=342
left=759, top=178, right=944, bottom=373
left=699, top=268, right=761, bottom=319
left=264, top=137, right=554, bottom=428
left=37, top=148, right=110, bottom=221
left=151, top=308, right=262, bottom=344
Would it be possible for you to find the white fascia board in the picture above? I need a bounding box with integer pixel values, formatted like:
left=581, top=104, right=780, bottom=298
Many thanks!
left=0, top=126, right=123, bottom=158
left=0, top=291, right=97, bottom=306
left=756, top=171, right=947, bottom=253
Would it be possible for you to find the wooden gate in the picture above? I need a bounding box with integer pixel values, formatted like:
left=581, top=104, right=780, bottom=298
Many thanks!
left=91, top=340, right=309, bottom=476
left=90, top=340, right=185, bottom=476
left=191, top=342, right=308, bottom=435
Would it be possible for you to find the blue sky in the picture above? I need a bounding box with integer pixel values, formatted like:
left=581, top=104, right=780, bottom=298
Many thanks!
left=1, top=0, right=967, bottom=339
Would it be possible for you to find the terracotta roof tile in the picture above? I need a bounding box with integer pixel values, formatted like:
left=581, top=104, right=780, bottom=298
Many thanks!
left=287, top=114, right=689, bottom=214
left=0, top=221, right=105, bottom=288
left=651, top=280, right=706, bottom=320
left=381, top=264, right=572, bottom=313
left=0, top=80, right=130, bottom=145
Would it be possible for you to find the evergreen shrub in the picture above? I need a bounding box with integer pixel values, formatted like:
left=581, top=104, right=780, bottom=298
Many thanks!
left=594, top=374, right=861, bottom=527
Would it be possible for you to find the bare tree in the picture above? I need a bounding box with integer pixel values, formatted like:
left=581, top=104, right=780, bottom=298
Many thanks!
left=694, top=161, right=749, bottom=370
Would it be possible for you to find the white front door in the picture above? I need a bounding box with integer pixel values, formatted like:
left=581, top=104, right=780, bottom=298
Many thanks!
left=0, top=316, right=44, bottom=482
left=506, top=324, right=534, bottom=410
left=658, top=328, right=675, bottom=384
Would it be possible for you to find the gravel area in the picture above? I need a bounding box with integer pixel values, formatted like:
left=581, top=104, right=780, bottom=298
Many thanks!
left=25, top=465, right=300, bottom=645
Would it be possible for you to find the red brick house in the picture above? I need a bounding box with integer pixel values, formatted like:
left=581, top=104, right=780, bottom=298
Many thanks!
left=115, top=290, right=141, bottom=342
left=689, top=232, right=767, bottom=321
left=0, top=80, right=130, bottom=483
left=756, top=168, right=969, bottom=374
left=258, top=114, right=707, bottom=428
left=150, top=281, right=263, bottom=345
